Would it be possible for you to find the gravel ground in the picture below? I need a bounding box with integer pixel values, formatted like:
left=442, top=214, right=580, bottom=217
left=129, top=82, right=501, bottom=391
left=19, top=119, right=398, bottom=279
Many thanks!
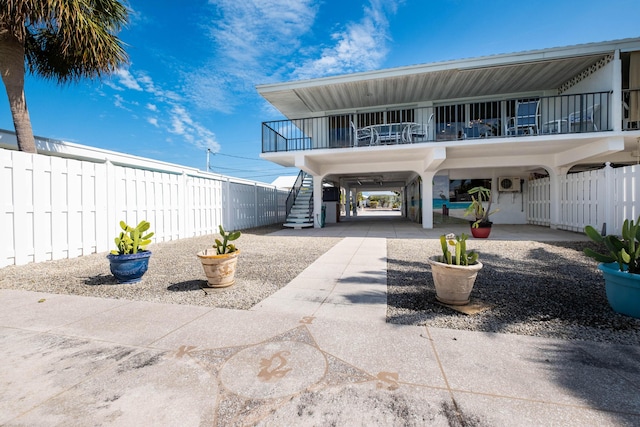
left=2, top=225, right=639, bottom=345
left=0, top=225, right=340, bottom=310
left=387, top=238, right=640, bottom=345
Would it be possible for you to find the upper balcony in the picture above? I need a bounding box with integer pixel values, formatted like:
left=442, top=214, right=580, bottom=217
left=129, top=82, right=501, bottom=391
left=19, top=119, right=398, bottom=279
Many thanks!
left=261, top=89, right=640, bottom=153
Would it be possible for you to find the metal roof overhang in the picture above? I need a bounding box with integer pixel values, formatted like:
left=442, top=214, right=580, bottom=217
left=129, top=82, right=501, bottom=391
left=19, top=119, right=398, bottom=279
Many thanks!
left=257, top=38, right=640, bottom=119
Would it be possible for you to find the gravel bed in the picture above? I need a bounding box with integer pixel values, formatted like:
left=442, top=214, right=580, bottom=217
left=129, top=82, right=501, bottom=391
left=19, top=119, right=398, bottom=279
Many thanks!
left=387, top=238, right=640, bottom=345
left=2, top=225, right=639, bottom=345
left=0, top=225, right=341, bottom=310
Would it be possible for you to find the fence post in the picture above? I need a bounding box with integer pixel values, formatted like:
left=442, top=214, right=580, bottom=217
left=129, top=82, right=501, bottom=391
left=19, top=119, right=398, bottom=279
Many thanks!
left=254, top=182, right=258, bottom=228
left=104, top=159, right=117, bottom=252
left=604, top=162, right=614, bottom=234
left=224, top=178, right=231, bottom=230
left=179, top=171, right=187, bottom=238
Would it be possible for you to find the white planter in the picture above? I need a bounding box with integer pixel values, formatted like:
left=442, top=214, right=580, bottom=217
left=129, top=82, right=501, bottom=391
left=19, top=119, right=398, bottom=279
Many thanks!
left=428, top=256, right=483, bottom=305
left=197, top=249, right=240, bottom=288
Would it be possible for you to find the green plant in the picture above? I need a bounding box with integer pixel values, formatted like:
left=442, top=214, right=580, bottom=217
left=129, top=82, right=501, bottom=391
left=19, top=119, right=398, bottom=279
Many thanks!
left=437, top=233, right=479, bottom=266
left=584, top=216, right=640, bottom=274
left=111, top=220, right=154, bottom=255
left=214, top=225, right=241, bottom=255
left=464, top=186, right=499, bottom=228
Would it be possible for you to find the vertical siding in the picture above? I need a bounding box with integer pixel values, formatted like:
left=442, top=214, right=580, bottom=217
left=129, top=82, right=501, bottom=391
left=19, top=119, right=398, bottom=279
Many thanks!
left=1, top=148, right=287, bottom=267
left=527, top=163, right=639, bottom=235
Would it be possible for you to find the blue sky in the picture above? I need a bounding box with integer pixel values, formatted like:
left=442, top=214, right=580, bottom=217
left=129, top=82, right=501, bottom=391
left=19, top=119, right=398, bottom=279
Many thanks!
left=2, top=0, right=640, bottom=184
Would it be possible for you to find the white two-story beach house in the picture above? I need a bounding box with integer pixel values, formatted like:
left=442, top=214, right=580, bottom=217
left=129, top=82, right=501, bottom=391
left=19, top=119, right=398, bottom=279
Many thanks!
left=257, top=38, right=640, bottom=229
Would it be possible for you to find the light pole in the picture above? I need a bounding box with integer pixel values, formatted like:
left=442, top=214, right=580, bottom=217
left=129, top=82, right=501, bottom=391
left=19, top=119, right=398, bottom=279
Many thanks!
left=206, top=148, right=211, bottom=171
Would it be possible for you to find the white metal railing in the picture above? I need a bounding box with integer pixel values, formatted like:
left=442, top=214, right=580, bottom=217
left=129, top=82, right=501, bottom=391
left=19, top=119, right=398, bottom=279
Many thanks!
left=0, top=143, right=287, bottom=267
left=527, top=164, right=639, bottom=235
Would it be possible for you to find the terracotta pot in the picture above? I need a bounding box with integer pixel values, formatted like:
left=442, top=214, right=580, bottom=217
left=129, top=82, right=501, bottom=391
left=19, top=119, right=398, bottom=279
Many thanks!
left=470, top=221, right=492, bottom=238
left=428, top=256, right=483, bottom=305
left=197, top=249, right=240, bottom=288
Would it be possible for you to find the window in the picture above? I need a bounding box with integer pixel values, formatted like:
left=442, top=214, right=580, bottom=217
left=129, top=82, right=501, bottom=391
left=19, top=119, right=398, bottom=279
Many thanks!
left=449, top=179, right=491, bottom=202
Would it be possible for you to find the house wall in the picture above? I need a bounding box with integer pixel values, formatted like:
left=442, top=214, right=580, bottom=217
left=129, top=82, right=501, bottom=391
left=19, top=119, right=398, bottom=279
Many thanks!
left=563, top=59, right=614, bottom=95
left=0, top=144, right=287, bottom=267
left=404, top=163, right=639, bottom=234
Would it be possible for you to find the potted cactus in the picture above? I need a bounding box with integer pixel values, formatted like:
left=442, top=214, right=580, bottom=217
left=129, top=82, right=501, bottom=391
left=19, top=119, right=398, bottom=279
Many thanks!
left=197, top=225, right=241, bottom=288
left=464, top=186, right=498, bottom=238
left=107, top=220, right=154, bottom=284
left=584, top=215, right=640, bottom=318
left=427, top=232, right=483, bottom=305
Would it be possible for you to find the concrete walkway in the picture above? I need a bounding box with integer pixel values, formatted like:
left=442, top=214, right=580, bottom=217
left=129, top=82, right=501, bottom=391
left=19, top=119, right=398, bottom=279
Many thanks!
left=1, top=224, right=639, bottom=426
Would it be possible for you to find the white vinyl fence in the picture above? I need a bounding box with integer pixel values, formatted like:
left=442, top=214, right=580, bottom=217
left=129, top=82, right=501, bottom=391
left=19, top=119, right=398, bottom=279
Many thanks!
left=527, top=163, right=639, bottom=235
left=1, top=145, right=288, bottom=267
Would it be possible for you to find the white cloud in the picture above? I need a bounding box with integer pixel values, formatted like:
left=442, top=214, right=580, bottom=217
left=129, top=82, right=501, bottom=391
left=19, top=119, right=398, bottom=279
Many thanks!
left=293, top=1, right=393, bottom=79
left=188, top=0, right=397, bottom=112
left=104, top=66, right=221, bottom=152
left=114, top=68, right=143, bottom=91
left=167, top=104, right=220, bottom=152
left=187, top=0, right=318, bottom=111
left=103, top=80, right=123, bottom=91
left=113, top=94, right=128, bottom=110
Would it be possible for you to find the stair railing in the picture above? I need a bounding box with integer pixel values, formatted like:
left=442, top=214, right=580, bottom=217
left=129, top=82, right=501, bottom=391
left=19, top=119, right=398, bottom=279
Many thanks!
left=307, top=193, right=314, bottom=225
left=285, top=170, right=306, bottom=218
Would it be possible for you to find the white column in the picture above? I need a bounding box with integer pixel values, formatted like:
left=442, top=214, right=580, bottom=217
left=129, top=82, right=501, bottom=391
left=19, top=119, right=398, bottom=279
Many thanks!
left=612, top=49, right=622, bottom=132
left=547, top=167, right=568, bottom=230
left=313, top=174, right=323, bottom=228
left=421, top=172, right=436, bottom=229
left=345, top=185, right=351, bottom=218
left=352, top=190, right=357, bottom=217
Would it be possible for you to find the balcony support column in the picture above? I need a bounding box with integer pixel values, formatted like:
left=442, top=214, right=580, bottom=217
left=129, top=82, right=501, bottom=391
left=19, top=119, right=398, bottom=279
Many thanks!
left=313, top=174, right=323, bottom=228
left=612, top=49, right=623, bottom=131
left=547, top=166, right=569, bottom=229
left=420, top=171, right=436, bottom=229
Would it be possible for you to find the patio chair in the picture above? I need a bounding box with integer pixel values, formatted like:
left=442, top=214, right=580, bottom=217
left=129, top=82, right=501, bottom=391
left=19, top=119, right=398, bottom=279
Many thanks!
left=402, top=113, right=433, bottom=143
left=506, top=100, right=540, bottom=135
left=568, top=103, right=600, bottom=131
left=350, top=120, right=374, bottom=146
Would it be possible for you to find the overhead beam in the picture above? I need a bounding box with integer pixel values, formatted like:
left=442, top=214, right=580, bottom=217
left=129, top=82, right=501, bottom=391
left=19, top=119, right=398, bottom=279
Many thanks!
left=554, top=137, right=624, bottom=167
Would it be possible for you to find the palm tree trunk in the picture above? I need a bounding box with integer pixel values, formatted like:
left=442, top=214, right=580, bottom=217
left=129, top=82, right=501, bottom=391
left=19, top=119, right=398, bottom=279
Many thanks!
left=0, top=32, right=37, bottom=153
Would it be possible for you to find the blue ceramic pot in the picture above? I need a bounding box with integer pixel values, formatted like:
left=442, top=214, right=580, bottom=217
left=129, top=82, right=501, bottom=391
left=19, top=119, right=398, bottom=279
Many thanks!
left=598, top=262, right=640, bottom=319
left=107, top=251, right=152, bottom=284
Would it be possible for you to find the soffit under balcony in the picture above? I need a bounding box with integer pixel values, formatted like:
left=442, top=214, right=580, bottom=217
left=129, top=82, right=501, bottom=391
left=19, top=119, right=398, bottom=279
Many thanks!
left=262, top=55, right=604, bottom=118
left=257, top=38, right=640, bottom=119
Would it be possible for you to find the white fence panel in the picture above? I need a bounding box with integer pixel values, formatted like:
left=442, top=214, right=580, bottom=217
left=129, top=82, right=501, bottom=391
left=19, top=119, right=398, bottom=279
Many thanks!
left=1, top=146, right=288, bottom=268
left=613, top=165, right=639, bottom=232
left=1, top=149, right=108, bottom=266
left=527, top=177, right=550, bottom=226
left=187, top=175, right=224, bottom=237
left=528, top=163, right=640, bottom=235
left=560, top=169, right=605, bottom=233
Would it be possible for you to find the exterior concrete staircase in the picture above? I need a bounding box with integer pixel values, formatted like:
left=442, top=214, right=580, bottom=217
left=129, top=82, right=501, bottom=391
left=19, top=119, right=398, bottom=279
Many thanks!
left=284, top=174, right=314, bottom=229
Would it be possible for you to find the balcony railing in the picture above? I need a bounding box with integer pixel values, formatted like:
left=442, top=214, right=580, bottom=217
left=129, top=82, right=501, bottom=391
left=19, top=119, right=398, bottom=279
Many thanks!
left=623, top=89, right=640, bottom=130
left=262, top=91, right=615, bottom=153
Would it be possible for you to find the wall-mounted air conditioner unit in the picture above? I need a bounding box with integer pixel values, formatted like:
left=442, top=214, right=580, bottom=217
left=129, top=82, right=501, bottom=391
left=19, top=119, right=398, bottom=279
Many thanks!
left=498, top=177, right=522, bottom=192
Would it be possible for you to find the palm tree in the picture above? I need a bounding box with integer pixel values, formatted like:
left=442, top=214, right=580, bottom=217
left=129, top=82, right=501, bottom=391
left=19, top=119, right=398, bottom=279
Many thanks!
left=0, top=0, right=129, bottom=153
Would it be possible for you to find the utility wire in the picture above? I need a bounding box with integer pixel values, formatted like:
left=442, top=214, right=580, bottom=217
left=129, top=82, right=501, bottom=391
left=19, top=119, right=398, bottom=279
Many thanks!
left=211, top=152, right=263, bottom=161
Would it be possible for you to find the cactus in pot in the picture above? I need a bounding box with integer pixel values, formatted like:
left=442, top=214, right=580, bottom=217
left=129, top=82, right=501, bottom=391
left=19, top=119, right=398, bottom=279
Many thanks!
left=584, top=216, right=640, bottom=274
left=428, top=232, right=483, bottom=306
left=214, top=225, right=241, bottom=254
left=438, top=233, right=479, bottom=266
left=111, top=220, right=154, bottom=255
left=107, top=220, right=154, bottom=284
left=583, top=215, right=640, bottom=318
left=198, top=225, right=242, bottom=288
